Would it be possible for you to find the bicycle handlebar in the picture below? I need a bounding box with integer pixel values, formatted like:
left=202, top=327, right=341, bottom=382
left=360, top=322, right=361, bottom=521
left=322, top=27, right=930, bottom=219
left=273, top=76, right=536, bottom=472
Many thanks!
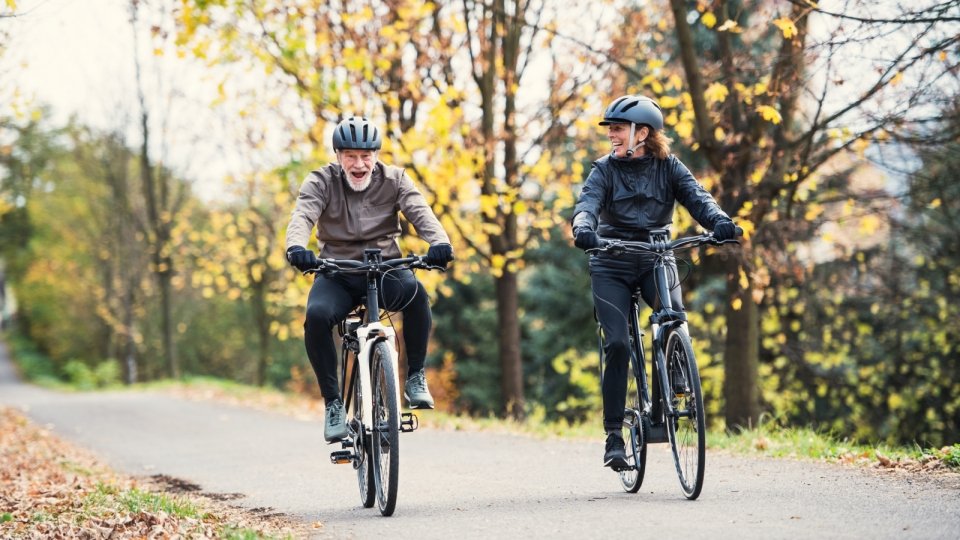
left=587, top=227, right=743, bottom=255
left=304, top=254, right=444, bottom=275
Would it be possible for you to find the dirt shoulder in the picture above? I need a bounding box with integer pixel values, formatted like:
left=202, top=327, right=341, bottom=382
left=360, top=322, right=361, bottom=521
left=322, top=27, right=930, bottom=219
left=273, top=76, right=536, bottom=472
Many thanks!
left=0, top=406, right=311, bottom=539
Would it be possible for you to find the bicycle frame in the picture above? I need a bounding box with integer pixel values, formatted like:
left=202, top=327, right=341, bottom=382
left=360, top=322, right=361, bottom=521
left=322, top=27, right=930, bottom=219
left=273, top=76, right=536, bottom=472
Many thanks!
left=622, top=230, right=689, bottom=442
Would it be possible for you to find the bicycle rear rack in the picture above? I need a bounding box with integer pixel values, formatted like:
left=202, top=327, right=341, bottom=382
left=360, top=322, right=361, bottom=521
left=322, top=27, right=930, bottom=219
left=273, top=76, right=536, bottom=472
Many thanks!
left=400, top=412, right=418, bottom=433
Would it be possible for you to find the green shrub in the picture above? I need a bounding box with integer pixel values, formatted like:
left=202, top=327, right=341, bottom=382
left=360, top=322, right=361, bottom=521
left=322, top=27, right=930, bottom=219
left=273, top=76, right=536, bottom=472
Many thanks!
left=62, top=360, right=97, bottom=390
left=93, top=360, right=121, bottom=387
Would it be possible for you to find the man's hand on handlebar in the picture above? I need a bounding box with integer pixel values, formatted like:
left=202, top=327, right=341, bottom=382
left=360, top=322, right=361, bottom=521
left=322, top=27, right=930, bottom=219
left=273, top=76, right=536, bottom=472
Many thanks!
left=424, top=243, right=454, bottom=269
left=286, top=246, right=318, bottom=272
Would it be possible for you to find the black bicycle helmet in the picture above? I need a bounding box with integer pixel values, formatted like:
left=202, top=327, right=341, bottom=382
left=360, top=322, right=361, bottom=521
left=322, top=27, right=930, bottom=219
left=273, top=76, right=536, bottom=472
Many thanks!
left=599, top=95, right=664, bottom=131
left=332, top=116, right=382, bottom=151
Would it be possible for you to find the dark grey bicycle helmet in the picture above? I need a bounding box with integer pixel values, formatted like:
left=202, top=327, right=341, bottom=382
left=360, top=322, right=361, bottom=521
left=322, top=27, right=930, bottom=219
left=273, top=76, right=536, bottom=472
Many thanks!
left=332, top=116, right=382, bottom=151
left=599, top=95, right=664, bottom=131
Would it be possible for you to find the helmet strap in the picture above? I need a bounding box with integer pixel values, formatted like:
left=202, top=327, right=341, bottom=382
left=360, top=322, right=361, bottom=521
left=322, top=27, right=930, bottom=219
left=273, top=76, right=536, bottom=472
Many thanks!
left=625, top=123, right=646, bottom=157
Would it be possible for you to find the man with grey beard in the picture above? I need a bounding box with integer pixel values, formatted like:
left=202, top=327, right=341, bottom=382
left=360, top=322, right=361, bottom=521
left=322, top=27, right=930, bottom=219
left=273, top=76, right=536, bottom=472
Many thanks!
left=285, top=116, right=454, bottom=442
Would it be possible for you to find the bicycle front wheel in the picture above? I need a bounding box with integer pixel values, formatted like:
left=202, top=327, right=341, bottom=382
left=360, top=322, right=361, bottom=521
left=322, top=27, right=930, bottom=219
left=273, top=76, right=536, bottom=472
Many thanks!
left=619, top=347, right=647, bottom=493
left=370, top=341, right=400, bottom=516
left=664, top=329, right=705, bottom=500
left=351, top=349, right=375, bottom=508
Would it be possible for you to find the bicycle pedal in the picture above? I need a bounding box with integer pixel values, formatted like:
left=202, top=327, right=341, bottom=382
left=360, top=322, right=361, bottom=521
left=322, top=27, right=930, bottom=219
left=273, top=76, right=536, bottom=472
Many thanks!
left=612, top=465, right=635, bottom=473
left=329, top=450, right=354, bottom=465
left=400, top=412, right=419, bottom=433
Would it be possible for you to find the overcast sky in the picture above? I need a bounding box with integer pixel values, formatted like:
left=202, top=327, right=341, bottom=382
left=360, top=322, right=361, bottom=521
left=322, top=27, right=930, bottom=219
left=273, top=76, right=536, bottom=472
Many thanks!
left=7, top=0, right=136, bottom=128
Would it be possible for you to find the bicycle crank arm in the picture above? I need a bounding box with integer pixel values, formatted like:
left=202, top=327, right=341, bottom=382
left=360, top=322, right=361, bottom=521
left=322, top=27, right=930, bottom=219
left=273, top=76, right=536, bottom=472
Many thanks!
left=400, top=412, right=419, bottom=432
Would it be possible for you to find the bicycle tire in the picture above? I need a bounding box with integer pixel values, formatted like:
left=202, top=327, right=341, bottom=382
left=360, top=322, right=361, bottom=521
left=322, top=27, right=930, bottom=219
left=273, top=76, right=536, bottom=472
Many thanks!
left=370, top=340, right=400, bottom=516
left=619, top=409, right=647, bottom=492
left=352, top=348, right=375, bottom=508
left=664, top=329, right=705, bottom=500
left=619, top=331, right=647, bottom=492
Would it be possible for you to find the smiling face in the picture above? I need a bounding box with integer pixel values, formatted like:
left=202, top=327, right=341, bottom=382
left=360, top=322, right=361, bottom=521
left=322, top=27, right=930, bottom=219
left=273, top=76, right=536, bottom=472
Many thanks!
left=606, top=122, right=649, bottom=158
left=337, top=149, right=377, bottom=191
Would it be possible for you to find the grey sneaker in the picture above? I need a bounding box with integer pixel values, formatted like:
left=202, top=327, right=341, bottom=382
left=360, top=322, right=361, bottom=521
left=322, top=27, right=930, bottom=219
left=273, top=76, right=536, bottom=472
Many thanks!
left=324, top=398, right=348, bottom=442
left=403, top=370, right=435, bottom=409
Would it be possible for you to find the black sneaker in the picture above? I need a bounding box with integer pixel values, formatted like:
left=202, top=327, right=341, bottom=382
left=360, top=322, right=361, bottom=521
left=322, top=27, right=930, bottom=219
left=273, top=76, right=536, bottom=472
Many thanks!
left=603, top=432, right=629, bottom=469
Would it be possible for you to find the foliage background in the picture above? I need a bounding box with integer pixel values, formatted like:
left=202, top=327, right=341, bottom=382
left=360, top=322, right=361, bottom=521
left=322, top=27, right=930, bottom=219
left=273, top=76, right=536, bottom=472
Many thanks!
left=1, top=0, right=957, bottom=447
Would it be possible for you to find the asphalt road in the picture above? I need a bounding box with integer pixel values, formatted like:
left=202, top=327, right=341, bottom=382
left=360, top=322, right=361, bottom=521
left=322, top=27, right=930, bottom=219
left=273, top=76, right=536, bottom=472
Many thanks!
left=1, top=342, right=958, bottom=539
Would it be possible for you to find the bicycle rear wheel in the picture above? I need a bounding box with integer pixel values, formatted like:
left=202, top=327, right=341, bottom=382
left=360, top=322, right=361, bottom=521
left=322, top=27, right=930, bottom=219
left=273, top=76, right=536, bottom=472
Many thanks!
left=370, top=341, right=400, bottom=516
left=351, top=350, right=375, bottom=508
left=664, top=328, right=705, bottom=499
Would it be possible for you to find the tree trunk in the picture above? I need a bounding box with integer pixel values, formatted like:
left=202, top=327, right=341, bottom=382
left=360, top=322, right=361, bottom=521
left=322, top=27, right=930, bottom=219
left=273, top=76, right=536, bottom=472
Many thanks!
left=722, top=260, right=760, bottom=429
left=496, top=270, right=524, bottom=419
left=123, top=282, right=138, bottom=385
left=158, top=267, right=177, bottom=378
left=132, top=2, right=178, bottom=379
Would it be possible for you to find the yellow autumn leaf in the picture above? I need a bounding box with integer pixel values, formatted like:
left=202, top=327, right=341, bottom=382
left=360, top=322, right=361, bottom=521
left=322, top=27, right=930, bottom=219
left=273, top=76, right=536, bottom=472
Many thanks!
left=704, top=82, right=729, bottom=104
left=888, top=393, right=904, bottom=410
left=929, top=198, right=942, bottom=209
left=756, top=105, right=782, bottom=124
left=701, top=12, right=717, bottom=28
left=714, top=126, right=725, bottom=141
left=773, top=17, right=797, bottom=39
left=659, top=95, right=681, bottom=109
left=675, top=119, right=694, bottom=138
left=889, top=71, right=904, bottom=86
left=5, top=0, right=16, bottom=10
left=754, top=79, right=769, bottom=96
left=731, top=297, right=743, bottom=311
left=480, top=194, right=499, bottom=218
left=859, top=214, right=881, bottom=235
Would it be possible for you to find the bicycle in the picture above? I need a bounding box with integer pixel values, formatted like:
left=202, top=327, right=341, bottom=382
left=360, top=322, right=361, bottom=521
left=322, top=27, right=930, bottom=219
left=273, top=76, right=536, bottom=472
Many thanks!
left=306, top=248, right=442, bottom=516
left=588, top=227, right=740, bottom=500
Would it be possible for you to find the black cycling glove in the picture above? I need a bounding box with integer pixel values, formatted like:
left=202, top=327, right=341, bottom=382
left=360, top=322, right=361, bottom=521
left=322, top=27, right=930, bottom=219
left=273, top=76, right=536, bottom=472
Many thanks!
left=286, top=246, right=318, bottom=272
left=573, top=226, right=602, bottom=251
left=424, top=243, right=454, bottom=268
left=713, top=220, right=737, bottom=242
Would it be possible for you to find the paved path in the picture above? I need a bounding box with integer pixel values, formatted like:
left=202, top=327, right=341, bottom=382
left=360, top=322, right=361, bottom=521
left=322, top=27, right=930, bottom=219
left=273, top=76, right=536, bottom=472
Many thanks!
left=1, top=341, right=958, bottom=539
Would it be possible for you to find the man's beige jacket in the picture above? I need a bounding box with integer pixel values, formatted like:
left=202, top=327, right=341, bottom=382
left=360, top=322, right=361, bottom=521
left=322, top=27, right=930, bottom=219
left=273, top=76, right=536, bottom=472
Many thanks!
left=285, top=162, right=450, bottom=260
